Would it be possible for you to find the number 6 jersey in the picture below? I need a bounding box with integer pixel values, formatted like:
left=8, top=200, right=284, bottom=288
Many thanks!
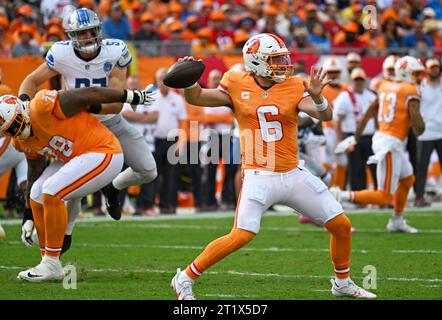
left=13, top=90, right=122, bottom=162
left=218, top=70, right=307, bottom=172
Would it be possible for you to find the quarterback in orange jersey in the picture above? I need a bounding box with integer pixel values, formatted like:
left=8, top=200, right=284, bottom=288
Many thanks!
left=171, top=33, right=376, bottom=299
left=334, top=56, right=426, bottom=233
left=0, top=86, right=154, bottom=282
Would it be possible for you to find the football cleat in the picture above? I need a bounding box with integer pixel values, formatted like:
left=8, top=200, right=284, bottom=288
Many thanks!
left=387, top=218, right=418, bottom=233
left=330, top=278, right=377, bottom=299
left=171, top=268, right=196, bottom=300
left=17, top=257, right=65, bottom=282
left=101, top=183, right=122, bottom=220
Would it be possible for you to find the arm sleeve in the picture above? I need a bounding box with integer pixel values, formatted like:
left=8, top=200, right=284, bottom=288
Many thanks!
left=117, top=41, right=132, bottom=68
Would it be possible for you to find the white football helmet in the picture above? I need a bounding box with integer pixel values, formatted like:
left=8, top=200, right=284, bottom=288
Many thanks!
left=395, top=56, right=424, bottom=83
left=64, top=8, right=102, bottom=53
left=242, top=33, right=294, bottom=83
left=382, top=55, right=398, bottom=80
left=323, top=57, right=342, bottom=73
left=0, top=95, right=31, bottom=140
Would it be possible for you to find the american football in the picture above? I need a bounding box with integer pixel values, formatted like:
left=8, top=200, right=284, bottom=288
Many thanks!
left=163, top=59, right=206, bottom=88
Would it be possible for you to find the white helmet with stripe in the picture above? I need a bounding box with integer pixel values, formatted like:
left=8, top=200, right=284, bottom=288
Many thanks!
left=382, top=55, right=398, bottom=80
left=395, top=56, right=424, bottom=83
left=242, top=33, right=294, bottom=83
left=63, top=8, right=102, bottom=53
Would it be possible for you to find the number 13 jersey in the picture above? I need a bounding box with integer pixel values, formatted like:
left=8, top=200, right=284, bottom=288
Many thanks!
left=218, top=70, right=307, bottom=172
left=377, top=80, right=420, bottom=141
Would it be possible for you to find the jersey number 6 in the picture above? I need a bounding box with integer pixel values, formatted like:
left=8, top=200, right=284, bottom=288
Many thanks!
left=257, top=105, right=283, bottom=142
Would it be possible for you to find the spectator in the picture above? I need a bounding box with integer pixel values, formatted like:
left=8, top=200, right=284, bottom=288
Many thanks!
left=322, top=0, right=343, bottom=40
left=129, top=2, right=145, bottom=34
left=11, top=25, right=41, bottom=57
left=168, top=2, right=184, bottom=21
left=426, top=0, right=442, bottom=19
left=383, top=18, right=402, bottom=48
left=359, top=27, right=386, bottom=51
left=102, top=3, right=131, bottom=40
left=197, top=0, right=213, bottom=28
left=191, top=27, right=217, bottom=58
left=333, top=22, right=367, bottom=48
left=0, top=16, right=12, bottom=57
left=40, top=0, right=72, bottom=25
left=210, top=10, right=234, bottom=51
left=149, top=68, right=187, bottom=214
left=161, top=21, right=190, bottom=57
left=202, top=69, right=236, bottom=210
left=78, top=0, right=96, bottom=11
left=303, top=3, right=320, bottom=34
left=290, top=27, right=311, bottom=50
left=121, top=77, right=159, bottom=216
left=334, top=68, right=377, bottom=193
left=415, top=58, right=442, bottom=207
left=308, top=21, right=331, bottom=53
left=41, top=25, right=65, bottom=54
left=401, top=20, right=433, bottom=48
left=380, top=0, right=402, bottom=26
left=182, top=15, right=199, bottom=41
left=237, top=14, right=259, bottom=38
left=132, top=12, right=161, bottom=41
left=148, top=0, right=169, bottom=22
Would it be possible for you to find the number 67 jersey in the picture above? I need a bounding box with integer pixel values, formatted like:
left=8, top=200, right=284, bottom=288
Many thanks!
left=218, top=70, right=307, bottom=172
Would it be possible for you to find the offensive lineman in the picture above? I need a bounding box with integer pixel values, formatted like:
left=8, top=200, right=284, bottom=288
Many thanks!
left=18, top=8, right=157, bottom=251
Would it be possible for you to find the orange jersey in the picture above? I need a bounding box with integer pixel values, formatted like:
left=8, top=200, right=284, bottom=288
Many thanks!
left=13, top=90, right=122, bottom=161
left=377, top=81, right=420, bottom=140
left=219, top=71, right=307, bottom=172
left=322, top=83, right=347, bottom=128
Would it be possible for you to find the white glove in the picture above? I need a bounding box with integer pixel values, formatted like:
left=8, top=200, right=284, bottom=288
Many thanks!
left=335, top=135, right=356, bottom=154
left=124, top=89, right=156, bottom=106
left=21, top=219, right=35, bottom=247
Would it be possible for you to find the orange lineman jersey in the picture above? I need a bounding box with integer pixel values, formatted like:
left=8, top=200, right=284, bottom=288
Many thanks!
left=13, top=89, right=122, bottom=161
left=218, top=70, right=308, bottom=172
left=377, top=80, right=420, bottom=141
left=322, top=83, right=347, bottom=128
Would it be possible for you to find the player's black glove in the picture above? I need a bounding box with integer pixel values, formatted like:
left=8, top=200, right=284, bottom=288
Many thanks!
left=122, top=89, right=155, bottom=105
left=21, top=208, right=34, bottom=247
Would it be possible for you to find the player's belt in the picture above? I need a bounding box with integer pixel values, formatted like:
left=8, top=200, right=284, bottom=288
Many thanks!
left=243, top=167, right=299, bottom=177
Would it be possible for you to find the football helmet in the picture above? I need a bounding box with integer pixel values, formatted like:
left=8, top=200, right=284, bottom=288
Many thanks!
left=64, top=8, right=102, bottom=53
left=0, top=95, right=31, bottom=140
left=242, top=33, right=294, bottom=83
left=382, top=55, right=398, bottom=80
left=395, top=56, right=424, bottom=84
left=323, top=57, right=342, bottom=73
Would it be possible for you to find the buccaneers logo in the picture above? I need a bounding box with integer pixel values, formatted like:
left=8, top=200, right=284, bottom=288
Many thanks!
left=399, top=60, right=408, bottom=70
left=246, top=38, right=260, bottom=54
left=2, top=96, right=17, bottom=104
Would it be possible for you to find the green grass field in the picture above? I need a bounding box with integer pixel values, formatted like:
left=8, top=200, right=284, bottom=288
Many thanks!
left=1, top=210, right=442, bottom=300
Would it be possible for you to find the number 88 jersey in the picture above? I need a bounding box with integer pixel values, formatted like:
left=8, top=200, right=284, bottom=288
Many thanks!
left=377, top=80, right=420, bottom=141
left=218, top=70, right=308, bottom=172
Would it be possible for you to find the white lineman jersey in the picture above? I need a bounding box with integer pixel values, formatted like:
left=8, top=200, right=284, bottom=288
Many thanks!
left=236, top=166, right=344, bottom=234
left=45, top=39, right=132, bottom=121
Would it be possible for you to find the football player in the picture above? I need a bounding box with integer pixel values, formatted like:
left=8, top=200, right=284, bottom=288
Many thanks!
left=0, top=86, right=154, bottom=281
left=18, top=8, right=157, bottom=251
left=369, top=55, right=398, bottom=93
left=171, top=33, right=376, bottom=299
left=333, top=56, right=425, bottom=233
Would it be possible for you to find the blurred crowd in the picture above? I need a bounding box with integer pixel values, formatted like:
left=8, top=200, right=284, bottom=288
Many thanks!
left=3, top=0, right=442, bottom=58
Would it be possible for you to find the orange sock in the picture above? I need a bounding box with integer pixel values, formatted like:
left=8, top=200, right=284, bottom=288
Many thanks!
left=185, top=228, right=255, bottom=280
left=353, top=189, right=393, bottom=206
left=334, top=165, right=347, bottom=189
left=325, top=214, right=351, bottom=279
left=394, top=175, right=415, bottom=214
left=43, top=194, right=68, bottom=257
left=30, top=199, right=45, bottom=255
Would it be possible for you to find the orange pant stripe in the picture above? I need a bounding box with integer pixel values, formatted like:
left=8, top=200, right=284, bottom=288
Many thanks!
left=55, top=153, right=113, bottom=199
left=233, top=188, right=243, bottom=229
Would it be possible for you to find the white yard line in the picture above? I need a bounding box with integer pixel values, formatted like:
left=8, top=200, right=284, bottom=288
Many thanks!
left=3, top=241, right=369, bottom=254
left=393, top=250, right=442, bottom=254
left=1, top=264, right=441, bottom=283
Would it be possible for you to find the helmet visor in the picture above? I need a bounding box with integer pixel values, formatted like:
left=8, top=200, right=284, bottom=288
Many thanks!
left=268, top=53, right=294, bottom=79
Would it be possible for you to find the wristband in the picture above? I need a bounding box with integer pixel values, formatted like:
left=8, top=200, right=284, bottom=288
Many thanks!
left=88, top=104, right=102, bottom=114
left=122, top=90, right=140, bottom=104
left=315, top=97, right=328, bottom=112
left=19, top=93, right=31, bottom=102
